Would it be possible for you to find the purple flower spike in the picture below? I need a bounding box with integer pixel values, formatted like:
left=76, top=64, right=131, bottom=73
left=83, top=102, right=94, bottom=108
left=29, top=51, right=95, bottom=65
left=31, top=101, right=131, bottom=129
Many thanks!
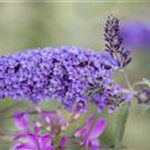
left=14, top=109, right=29, bottom=132
left=0, top=45, right=129, bottom=112
left=104, top=15, right=132, bottom=68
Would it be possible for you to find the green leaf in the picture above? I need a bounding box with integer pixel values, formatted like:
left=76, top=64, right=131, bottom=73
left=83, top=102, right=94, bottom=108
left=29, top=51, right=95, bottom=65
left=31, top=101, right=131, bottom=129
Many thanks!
left=115, top=102, right=131, bottom=149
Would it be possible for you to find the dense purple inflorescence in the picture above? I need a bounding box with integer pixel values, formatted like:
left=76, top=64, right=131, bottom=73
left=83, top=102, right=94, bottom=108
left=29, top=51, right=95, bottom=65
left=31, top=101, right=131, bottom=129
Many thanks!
left=0, top=46, right=130, bottom=112
left=104, top=15, right=132, bottom=68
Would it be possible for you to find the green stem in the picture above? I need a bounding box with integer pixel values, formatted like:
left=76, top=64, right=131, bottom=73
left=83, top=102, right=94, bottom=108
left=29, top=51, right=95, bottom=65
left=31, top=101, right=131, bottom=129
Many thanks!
left=121, top=70, right=133, bottom=91
left=115, top=69, right=133, bottom=149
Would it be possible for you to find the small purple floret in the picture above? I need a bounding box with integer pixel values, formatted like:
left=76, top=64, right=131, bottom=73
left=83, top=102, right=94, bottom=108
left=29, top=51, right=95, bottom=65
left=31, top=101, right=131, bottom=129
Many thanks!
left=136, top=89, right=150, bottom=104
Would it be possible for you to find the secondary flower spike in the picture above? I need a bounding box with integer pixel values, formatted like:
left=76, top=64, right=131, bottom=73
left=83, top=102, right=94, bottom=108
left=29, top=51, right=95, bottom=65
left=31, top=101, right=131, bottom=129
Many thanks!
left=104, top=15, right=132, bottom=68
left=0, top=46, right=131, bottom=111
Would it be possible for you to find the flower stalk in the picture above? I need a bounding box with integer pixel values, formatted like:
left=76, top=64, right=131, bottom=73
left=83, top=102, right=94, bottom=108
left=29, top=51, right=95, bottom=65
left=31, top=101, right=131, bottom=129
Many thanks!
left=115, top=69, right=133, bottom=149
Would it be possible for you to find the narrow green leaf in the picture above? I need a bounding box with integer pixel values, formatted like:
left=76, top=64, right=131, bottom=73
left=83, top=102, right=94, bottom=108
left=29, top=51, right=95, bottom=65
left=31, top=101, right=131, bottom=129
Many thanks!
left=115, top=102, right=131, bottom=149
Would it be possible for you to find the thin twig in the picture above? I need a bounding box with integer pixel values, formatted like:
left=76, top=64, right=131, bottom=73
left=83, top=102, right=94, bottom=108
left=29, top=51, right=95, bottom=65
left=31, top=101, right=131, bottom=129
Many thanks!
left=121, top=69, right=133, bottom=91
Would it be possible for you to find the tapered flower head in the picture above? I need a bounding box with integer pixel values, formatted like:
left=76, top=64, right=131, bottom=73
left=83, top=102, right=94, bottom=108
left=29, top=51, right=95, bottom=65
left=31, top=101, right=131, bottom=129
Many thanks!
left=104, top=15, right=132, bottom=68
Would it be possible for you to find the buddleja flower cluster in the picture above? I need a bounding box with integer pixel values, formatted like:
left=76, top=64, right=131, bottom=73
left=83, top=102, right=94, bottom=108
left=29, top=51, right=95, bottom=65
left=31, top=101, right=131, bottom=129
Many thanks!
left=0, top=15, right=138, bottom=150
left=0, top=16, right=132, bottom=112
left=0, top=46, right=130, bottom=112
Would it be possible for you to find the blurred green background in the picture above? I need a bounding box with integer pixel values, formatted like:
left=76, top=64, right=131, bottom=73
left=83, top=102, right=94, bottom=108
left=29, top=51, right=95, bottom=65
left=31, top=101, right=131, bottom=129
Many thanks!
left=0, top=1, right=150, bottom=150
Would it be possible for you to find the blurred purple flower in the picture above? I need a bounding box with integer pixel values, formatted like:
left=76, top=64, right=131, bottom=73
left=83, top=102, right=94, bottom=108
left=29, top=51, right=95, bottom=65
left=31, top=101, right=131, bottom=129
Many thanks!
left=14, top=109, right=29, bottom=133
left=136, top=89, right=150, bottom=104
left=75, top=115, right=107, bottom=150
left=41, top=110, right=69, bottom=134
left=15, top=133, right=55, bottom=150
left=72, top=101, right=87, bottom=120
left=120, top=21, right=150, bottom=50
left=59, top=136, right=68, bottom=150
left=75, top=114, right=95, bottom=138
left=13, top=109, right=68, bottom=150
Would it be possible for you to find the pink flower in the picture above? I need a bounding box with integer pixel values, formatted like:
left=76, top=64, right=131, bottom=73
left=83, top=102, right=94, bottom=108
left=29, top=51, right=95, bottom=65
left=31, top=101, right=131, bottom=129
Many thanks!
left=15, top=133, right=55, bottom=150
left=13, top=109, right=68, bottom=150
left=14, top=109, right=29, bottom=132
left=75, top=115, right=107, bottom=150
